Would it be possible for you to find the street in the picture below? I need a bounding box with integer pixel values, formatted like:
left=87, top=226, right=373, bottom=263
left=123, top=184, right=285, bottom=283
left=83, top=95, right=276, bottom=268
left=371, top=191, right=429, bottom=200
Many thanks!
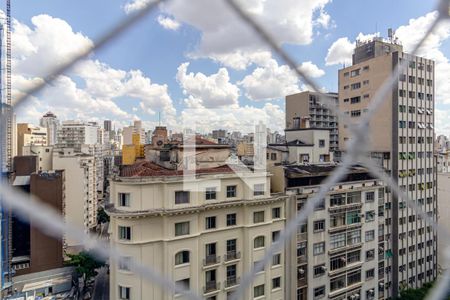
left=92, top=267, right=109, bottom=300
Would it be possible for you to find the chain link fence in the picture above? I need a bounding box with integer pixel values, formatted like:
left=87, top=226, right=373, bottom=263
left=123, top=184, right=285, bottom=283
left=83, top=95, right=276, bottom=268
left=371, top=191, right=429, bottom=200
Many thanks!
left=1, top=0, right=450, bottom=299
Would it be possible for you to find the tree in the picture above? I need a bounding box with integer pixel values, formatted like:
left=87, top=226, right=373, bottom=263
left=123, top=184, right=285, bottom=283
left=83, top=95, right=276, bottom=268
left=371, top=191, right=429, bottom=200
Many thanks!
left=398, top=282, right=435, bottom=300
left=97, top=207, right=110, bottom=224
left=66, top=251, right=106, bottom=285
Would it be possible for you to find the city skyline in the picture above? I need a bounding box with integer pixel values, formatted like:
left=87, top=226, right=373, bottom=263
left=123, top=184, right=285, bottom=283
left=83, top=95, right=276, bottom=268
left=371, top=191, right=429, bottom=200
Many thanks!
left=11, top=0, right=450, bottom=135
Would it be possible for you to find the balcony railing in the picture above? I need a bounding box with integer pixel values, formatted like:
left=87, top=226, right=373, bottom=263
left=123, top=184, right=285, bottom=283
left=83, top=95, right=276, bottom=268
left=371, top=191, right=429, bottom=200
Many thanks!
left=225, top=276, right=240, bottom=288
left=203, top=255, right=220, bottom=266
left=224, top=251, right=241, bottom=262
left=203, top=281, right=220, bottom=294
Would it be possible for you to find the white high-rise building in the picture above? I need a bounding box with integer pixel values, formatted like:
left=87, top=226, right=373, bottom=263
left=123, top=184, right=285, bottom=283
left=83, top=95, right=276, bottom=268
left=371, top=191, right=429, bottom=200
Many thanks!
left=39, top=111, right=59, bottom=146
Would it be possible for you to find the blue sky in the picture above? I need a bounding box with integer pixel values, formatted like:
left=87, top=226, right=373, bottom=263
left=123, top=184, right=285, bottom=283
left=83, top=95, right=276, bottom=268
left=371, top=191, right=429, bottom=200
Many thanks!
left=11, top=0, right=450, bottom=134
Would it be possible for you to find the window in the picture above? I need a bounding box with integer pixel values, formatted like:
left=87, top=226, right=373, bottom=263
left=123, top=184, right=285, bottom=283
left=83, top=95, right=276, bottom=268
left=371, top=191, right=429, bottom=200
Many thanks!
left=330, top=275, right=346, bottom=292
left=314, top=286, right=325, bottom=299
left=272, top=207, right=281, bottom=219
left=347, top=270, right=361, bottom=285
left=226, top=239, right=237, bottom=254
left=175, top=191, right=190, bottom=204
left=205, top=187, right=216, bottom=200
left=319, top=139, right=325, bottom=147
left=313, top=220, right=325, bottom=232
left=366, top=191, right=375, bottom=202
left=408, top=76, right=416, bottom=83
left=175, top=222, right=190, bottom=236
left=254, top=236, right=265, bottom=248
left=272, top=277, right=281, bottom=289
left=366, top=211, right=375, bottom=222
left=351, top=96, right=361, bottom=104
left=313, top=242, right=325, bottom=255
left=409, top=91, right=416, bottom=98
left=366, top=249, right=375, bottom=261
left=253, top=184, right=265, bottom=196
left=119, top=226, right=131, bottom=240
left=347, top=230, right=361, bottom=245
left=205, top=216, right=216, bottom=230
left=351, top=110, right=361, bottom=117
left=254, top=284, right=265, bottom=298
left=253, top=211, right=265, bottom=223
left=119, top=286, right=131, bottom=300
left=272, top=231, right=280, bottom=243
left=118, top=256, right=131, bottom=271
left=226, top=213, right=236, bottom=226
left=314, top=264, right=326, bottom=277
left=175, top=251, right=190, bottom=265
left=399, top=121, right=406, bottom=128
left=118, top=193, right=130, bottom=207
left=363, top=79, right=369, bottom=85
left=351, top=69, right=360, bottom=77
left=270, top=153, right=277, bottom=160
left=272, top=254, right=281, bottom=266
left=330, top=255, right=346, bottom=271
left=365, top=230, right=375, bottom=242
left=227, top=185, right=237, bottom=198
left=175, top=279, right=190, bottom=293
left=351, top=82, right=361, bottom=90
left=330, top=232, right=346, bottom=249
left=347, top=250, right=360, bottom=264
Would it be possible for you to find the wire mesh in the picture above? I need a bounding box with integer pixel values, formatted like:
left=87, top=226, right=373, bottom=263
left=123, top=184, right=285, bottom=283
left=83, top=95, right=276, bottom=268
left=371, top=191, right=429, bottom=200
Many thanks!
left=2, top=0, right=449, bottom=299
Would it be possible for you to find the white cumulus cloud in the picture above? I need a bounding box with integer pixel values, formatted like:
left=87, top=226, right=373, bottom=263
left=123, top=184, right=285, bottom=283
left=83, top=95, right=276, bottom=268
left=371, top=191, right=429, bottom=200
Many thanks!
left=238, top=56, right=300, bottom=101
left=157, top=15, right=181, bottom=31
left=176, top=62, right=240, bottom=108
left=12, top=14, right=176, bottom=125
left=298, top=61, right=325, bottom=78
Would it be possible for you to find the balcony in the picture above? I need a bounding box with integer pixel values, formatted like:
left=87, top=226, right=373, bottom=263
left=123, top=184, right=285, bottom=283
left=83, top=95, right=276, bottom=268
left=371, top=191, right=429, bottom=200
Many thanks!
left=203, top=255, right=220, bottom=267
left=297, top=255, right=307, bottom=264
left=203, top=281, right=220, bottom=294
left=225, top=276, right=240, bottom=288
left=224, top=251, right=241, bottom=262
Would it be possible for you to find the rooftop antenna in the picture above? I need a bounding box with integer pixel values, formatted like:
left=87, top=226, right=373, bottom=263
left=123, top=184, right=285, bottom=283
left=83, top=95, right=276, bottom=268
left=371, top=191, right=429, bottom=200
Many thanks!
left=158, top=111, right=161, bottom=126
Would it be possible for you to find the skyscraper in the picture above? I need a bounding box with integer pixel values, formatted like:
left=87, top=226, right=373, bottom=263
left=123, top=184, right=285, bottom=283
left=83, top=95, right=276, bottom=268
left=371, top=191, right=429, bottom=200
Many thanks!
left=338, top=36, right=436, bottom=297
left=39, top=111, right=59, bottom=146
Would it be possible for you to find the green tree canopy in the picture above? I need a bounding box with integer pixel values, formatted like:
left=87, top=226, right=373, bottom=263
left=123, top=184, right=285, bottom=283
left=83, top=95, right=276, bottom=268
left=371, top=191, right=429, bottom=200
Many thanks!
left=66, top=251, right=106, bottom=282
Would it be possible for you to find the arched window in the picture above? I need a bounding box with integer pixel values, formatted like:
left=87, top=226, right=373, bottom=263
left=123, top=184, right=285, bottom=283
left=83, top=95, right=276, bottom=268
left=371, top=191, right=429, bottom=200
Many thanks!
left=175, top=251, right=190, bottom=265
left=254, top=236, right=265, bottom=249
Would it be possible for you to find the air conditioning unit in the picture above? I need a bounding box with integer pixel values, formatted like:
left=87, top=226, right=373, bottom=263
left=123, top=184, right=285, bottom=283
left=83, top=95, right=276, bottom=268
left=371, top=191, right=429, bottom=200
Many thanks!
left=321, top=266, right=327, bottom=271
left=298, top=268, right=305, bottom=275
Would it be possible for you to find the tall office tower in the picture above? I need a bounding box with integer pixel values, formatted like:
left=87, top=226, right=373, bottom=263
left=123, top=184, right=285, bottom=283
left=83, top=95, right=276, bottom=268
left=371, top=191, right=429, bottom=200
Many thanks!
left=286, top=91, right=339, bottom=153
left=108, top=162, right=287, bottom=299
left=39, top=111, right=59, bottom=146
left=16, top=123, right=47, bottom=156
left=338, top=36, right=437, bottom=297
left=271, top=164, right=385, bottom=300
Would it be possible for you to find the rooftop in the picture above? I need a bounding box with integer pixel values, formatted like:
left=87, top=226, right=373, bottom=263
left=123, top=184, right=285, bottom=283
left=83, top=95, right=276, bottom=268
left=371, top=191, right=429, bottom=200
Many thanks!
left=120, top=160, right=236, bottom=177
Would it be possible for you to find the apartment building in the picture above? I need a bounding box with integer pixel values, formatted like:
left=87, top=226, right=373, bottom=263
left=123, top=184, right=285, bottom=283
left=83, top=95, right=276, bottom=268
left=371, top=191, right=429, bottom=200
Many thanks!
left=108, top=161, right=287, bottom=300
left=272, top=164, right=385, bottom=300
left=286, top=91, right=339, bottom=152
left=338, top=37, right=437, bottom=297
left=16, top=123, right=47, bottom=156
left=22, top=145, right=53, bottom=171
left=53, top=149, right=97, bottom=252
left=39, top=111, right=59, bottom=146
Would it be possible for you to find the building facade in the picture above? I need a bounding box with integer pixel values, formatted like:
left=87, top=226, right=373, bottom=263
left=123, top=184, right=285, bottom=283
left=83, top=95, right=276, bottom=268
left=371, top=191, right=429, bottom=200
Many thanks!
left=53, top=149, right=97, bottom=251
left=39, top=112, right=59, bottom=146
left=16, top=124, right=47, bottom=157
left=108, top=163, right=287, bottom=300
left=338, top=37, right=437, bottom=297
left=286, top=91, right=339, bottom=152
left=272, top=164, right=385, bottom=300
